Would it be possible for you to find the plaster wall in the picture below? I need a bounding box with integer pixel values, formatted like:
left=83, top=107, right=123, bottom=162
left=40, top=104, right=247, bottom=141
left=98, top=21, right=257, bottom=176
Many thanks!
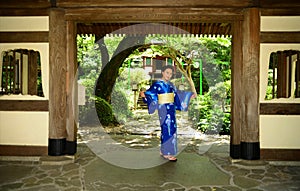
left=260, top=115, right=300, bottom=148
left=260, top=16, right=300, bottom=149
left=0, top=17, right=49, bottom=146
left=0, top=111, right=48, bottom=145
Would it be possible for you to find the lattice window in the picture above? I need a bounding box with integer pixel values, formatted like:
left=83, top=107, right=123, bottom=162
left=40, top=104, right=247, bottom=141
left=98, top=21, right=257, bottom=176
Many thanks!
left=266, top=50, right=300, bottom=99
left=0, top=49, right=43, bottom=96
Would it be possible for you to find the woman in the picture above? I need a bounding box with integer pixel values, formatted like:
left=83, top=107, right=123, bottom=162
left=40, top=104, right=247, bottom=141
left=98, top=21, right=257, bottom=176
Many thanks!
left=140, top=65, right=195, bottom=162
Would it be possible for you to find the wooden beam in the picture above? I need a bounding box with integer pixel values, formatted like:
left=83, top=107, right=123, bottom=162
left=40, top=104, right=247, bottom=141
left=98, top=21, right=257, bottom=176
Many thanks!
left=0, top=32, right=49, bottom=43
left=57, top=0, right=252, bottom=8
left=0, top=145, right=48, bottom=156
left=0, top=100, right=48, bottom=111
left=261, top=149, right=300, bottom=161
left=260, top=32, right=300, bottom=43
left=261, top=8, right=300, bottom=16
left=0, top=0, right=51, bottom=9
left=260, top=103, right=300, bottom=115
left=259, top=0, right=300, bottom=9
left=0, top=8, right=49, bottom=16
left=2, top=0, right=299, bottom=10
left=28, top=51, right=38, bottom=95
left=65, top=8, right=244, bottom=22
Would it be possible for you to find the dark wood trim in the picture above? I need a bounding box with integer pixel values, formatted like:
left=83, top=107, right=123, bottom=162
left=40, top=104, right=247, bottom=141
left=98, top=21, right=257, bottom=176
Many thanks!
left=0, top=0, right=51, bottom=9
left=260, top=103, right=300, bottom=115
left=0, top=32, right=49, bottom=43
left=259, top=0, right=300, bottom=9
left=261, top=149, right=300, bottom=161
left=0, top=145, right=48, bottom=156
left=1, top=1, right=300, bottom=17
left=1, top=0, right=300, bottom=10
left=0, top=8, right=49, bottom=16
left=261, top=8, right=300, bottom=16
left=0, top=100, right=49, bottom=111
left=260, top=32, right=300, bottom=43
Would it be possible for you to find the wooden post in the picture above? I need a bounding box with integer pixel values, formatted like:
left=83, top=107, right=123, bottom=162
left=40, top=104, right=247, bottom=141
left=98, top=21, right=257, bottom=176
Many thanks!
left=241, top=8, right=260, bottom=160
left=48, top=8, right=67, bottom=156
left=66, top=20, right=77, bottom=155
left=230, top=20, right=243, bottom=159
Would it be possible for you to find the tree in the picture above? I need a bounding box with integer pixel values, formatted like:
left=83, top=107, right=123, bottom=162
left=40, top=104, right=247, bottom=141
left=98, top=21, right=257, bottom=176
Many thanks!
left=95, top=35, right=146, bottom=103
left=150, top=44, right=197, bottom=94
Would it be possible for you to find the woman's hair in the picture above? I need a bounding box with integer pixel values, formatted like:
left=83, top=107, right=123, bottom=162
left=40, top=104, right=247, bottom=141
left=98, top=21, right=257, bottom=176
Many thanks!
left=162, top=65, right=174, bottom=72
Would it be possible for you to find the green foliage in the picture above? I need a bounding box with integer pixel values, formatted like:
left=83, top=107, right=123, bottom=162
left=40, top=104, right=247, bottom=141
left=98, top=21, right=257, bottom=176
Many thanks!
left=265, top=69, right=276, bottom=100
left=199, top=37, right=231, bottom=82
left=95, top=96, right=119, bottom=126
left=103, top=36, right=125, bottom=58
left=111, top=83, right=133, bottom=124
left=77, top=35, right=101, bottom=77
left=77, top=34, right=232, bottom=134
left=77, top=35, right=102, bottom=99
left=118, top=67, right=150, bottom=88
left=189, top=80, right=231, bottom=134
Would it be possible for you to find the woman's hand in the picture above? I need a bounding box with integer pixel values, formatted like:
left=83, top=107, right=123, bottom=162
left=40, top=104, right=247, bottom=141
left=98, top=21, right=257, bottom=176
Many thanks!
left=191, top=93, right=197, bottom=99
left=140, top=91, right=145, bottom=98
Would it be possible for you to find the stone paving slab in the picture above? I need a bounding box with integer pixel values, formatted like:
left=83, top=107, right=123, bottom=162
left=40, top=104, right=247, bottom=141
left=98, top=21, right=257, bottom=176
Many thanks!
left=1, top=110, right=300, bottom=191
left=83, top=152, right=229, bottom=189
left=1, top=141, right=300, bottom=191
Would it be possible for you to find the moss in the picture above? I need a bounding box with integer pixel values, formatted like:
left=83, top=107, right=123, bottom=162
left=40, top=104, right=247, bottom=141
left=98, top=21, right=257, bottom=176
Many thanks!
left=95, top=97, right=119, bottom=126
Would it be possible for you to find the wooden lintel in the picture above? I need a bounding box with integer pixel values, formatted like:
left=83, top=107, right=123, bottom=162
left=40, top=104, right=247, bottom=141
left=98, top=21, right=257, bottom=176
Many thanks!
left=260, top=32, right=300, bottom=43
left=64, top=8, right=244, bottom=22
left=0, top=100, right=49, bottom=111
left=260, top=103, right=300, bottom=115
left=0, top=32, right=49, bottom=43
left=57, top=0, right=252, bottom=8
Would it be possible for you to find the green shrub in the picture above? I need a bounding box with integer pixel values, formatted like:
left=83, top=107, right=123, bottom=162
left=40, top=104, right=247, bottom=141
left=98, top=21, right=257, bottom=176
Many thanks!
left=189, top=81, right=231, bottom=135
left=95, top=96, right=119, bottom=126
left=111, top=87, right=133, bottom=124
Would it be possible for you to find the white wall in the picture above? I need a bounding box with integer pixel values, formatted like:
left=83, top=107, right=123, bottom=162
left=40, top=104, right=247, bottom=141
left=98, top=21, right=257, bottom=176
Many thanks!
left=0, top=111, right=48, bottom=145
left=0, top=16, right=49, bottom=147
left=260, top=16, right=300, bottom=149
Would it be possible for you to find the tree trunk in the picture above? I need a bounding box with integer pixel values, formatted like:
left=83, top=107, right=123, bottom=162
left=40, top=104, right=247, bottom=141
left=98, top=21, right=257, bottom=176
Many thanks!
left=95, top=35, right=145, bottom=102
left=95, top=36, right=109, bottom=71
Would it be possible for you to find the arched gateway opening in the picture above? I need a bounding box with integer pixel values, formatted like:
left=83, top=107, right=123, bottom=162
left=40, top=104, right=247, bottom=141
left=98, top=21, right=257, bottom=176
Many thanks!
left=48, top=7, right=260, bottom=161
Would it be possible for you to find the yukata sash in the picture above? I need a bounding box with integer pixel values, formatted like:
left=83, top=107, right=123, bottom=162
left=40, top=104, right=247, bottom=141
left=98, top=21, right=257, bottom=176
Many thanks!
left=158, top=93, right=174, bottom=104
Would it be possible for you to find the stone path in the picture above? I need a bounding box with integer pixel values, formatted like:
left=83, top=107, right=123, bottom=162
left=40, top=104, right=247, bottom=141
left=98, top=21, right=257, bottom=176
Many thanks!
left=0, top=110, right=300, bottom=190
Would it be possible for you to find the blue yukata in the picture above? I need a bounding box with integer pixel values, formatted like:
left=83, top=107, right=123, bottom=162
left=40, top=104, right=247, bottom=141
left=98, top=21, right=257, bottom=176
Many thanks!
left=143, top=80, right=193, bottom=156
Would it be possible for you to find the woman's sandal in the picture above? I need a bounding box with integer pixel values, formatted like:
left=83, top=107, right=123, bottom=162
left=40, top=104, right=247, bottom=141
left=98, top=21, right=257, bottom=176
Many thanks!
left=161, top=155, right=177, bottom=162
